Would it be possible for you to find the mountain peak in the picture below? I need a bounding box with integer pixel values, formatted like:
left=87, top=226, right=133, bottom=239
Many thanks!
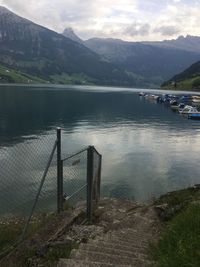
left=62, top=28, right=83, bottom=44
left=0, top=6, right=12, bottom=14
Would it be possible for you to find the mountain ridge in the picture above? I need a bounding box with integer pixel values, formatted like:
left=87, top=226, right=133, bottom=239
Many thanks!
left=84, top=36, right=200, bottom=86
left=0, top=6, right=139, bottom=86
left=62, top=28, right=200, bottom=86
left=162, top=60, right=200, bottom=90
left=1, top=6, right=200, bottom=87
left=142, top=35, right=200, bottom=53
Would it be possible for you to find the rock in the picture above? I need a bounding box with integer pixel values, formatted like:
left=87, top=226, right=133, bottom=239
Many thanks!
left=155, top=203, right=182, bottom=221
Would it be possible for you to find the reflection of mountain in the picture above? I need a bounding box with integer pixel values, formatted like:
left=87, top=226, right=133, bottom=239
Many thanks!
left=1, top=86, right=200, bottom=207
left=0, top=86, right=199, bottom=147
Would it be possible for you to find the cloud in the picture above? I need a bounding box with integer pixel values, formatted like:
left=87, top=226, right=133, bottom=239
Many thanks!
left=0, top=0, right=200, bottom=41
left=154, top=25, right=180, bottom=36
left=124, top=23, right=151, bottom=36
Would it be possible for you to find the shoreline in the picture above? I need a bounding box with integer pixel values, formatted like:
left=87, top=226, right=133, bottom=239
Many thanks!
left=1, top=185, right=200, bottom=266
left=0, top=83, right=200, bottom=94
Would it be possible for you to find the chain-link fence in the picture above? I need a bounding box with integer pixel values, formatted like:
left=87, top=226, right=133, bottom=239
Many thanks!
left=0, top=133, right=58, bottom=257
left=0, top=129, right=102, bottom=258
left=61, top=146, right=102, bottom=220
left=62, top=148, right=88, bottom=207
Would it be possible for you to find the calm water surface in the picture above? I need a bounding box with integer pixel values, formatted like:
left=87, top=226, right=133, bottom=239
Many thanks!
left=1, top=85, right=200, bottom=215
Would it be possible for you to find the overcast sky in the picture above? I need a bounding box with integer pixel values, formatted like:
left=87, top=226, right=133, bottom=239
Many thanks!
left=0, top=0, right=200, bottom=41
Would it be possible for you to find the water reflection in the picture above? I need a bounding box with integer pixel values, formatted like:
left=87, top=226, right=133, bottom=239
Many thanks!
left=1, top=85, right=200, bottom=215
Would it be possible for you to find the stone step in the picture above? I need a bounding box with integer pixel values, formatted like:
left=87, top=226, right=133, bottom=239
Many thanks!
left=57, top=258, right=132, bottom=267
left=109, top=231, right=154, bottom=241
left=70, top=249, right=153, bottom=266
left=113, top=233, right=153, bottom=243
left=94, top=237, right=149, bottom=249
left=90, top=239, right=148, bottom=252
left=79, top=243, right=148, bottom=259
left=118, top=228, right=154, bottom=236
left=98, top=235, right=150, bottom=246
left=133, top=215, right=155, bottom=224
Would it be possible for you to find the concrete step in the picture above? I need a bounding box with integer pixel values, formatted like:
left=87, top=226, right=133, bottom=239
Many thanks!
left=57, top=258, right=132, bottom=267
left=79, top=243, right=148, bottom=259
left=107, top=229, right=151, bottom=239
left=89, top=239, right=148, bottom=252
left=98, top=235, right=150, bottom=246
left=70, top=249, right=153, bottom=266
left=94, top=237, right=149, bottom=249
left=113, top=233, right=154, bottom=243
left=107, top=231, right=153, bottom=241
left=119, top=228, right=154, bottom=236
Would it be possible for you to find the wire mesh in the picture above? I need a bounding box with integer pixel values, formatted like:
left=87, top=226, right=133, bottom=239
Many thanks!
left=62, top=149, right=88, bottom=209
left=0, top=134, right=57, bottom=254
left=0, top=131, right=102, bottom=257
left=62, top=147, right=102, bottom=217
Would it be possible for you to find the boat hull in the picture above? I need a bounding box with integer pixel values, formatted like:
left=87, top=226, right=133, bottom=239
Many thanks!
left=188, top=113, right=200, bottom=120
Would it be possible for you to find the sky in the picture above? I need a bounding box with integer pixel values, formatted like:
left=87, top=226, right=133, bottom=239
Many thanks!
left=0, top=0, right=200, bottom=41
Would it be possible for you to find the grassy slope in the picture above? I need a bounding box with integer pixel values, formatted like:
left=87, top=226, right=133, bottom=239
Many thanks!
left=153, top=187, right=200, bottom=266
left=0, top=64, right=101, bottom=85
left=154, top=204, right=200, bottom=267
left=162, top=76, right=200, bottom=91
left=0, top=64, right=47, bottom=84
left=49, top=72, right=96, bottom=85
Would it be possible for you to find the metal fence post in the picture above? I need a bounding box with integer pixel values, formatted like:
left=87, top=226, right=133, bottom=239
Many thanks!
left=87, top=146, right=94, bottom=221
left=97, top=154, right=102, bottom=202
left=57, top=127, right=63, bottom=213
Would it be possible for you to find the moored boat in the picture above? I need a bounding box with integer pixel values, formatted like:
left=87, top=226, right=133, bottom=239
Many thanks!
left=188, top=113, right=200, bottom=120
left=177, top=103, right=185, bottom=112
left=192, top=96, right=200, bottom=103
left=170, top=100, right=179, bottom=111
left=179, top=105, right=197, bottom=114
left=139, top=92, right=145, bottom=96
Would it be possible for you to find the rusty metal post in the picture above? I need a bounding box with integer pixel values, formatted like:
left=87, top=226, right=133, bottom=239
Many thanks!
left=97, top=154, right=102, bottom=202
left=57, top=127, right=63, bottom=213
left=87, top=146, right=94, bottom=221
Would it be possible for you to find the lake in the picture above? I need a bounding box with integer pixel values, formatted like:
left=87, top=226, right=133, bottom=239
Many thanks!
left=1, top=84, right=200, bottom=216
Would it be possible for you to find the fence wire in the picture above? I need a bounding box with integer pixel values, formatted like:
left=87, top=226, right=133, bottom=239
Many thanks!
left=62, top=149, right=88, bottom=207
left=0, top=134, right=57, bottom=255
left=61, top=146, right=102, bottom=213
left=0, top=132, right=102, bottom=258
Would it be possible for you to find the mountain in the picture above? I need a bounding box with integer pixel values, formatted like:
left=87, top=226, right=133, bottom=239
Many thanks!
left=1, top=6, right=200, bottom=88
left=143, top=35, right=200, bottom=53
left=162, top=61, right=200, bottom=90
left=62, top=28, right=83, bottom=44
left=85, top=37, right=200, bottom=86
left=0, top=6, right=136, bottom=86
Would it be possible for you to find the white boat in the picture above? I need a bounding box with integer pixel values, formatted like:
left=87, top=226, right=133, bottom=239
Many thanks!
left=176, top=103, right=185, bottom=112
left=179, top=105, right=198, bottom=114
left=170, top=100, right=179, bottom=111
left=148, top=94, right=156, bottom=99
left=192, top=96, right=200, bottom=103
left=139, top=92, right=145, bottom=96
